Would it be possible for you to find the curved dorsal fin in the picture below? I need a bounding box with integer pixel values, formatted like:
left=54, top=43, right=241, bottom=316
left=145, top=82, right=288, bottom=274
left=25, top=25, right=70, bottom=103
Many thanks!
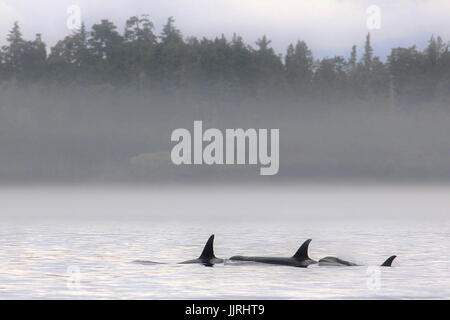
left=381, top=255, right=397, bottom=267
left=293, top=239, right=312, bottom=259
left=199, top=235, right=216, bottom=259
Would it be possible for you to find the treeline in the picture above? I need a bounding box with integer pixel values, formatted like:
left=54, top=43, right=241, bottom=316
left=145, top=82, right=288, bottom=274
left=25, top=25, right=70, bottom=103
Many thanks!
left=0, top=15, right=450, bottom=106
left=1, top=15, right=450, bottom=183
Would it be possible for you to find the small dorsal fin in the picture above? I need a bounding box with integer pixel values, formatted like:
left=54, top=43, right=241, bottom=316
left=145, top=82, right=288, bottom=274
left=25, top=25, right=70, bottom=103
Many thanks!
left=293, top=239, right=312, bottom=259
left=199, top=235, right=216, bottom=259
left=381, top=255, right=397, bottom=267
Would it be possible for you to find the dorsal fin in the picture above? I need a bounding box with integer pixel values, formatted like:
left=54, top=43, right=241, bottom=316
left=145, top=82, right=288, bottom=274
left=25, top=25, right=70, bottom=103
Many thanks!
left=293, top=239, right=312, bottom=259
left=199, top=235, right=216, bottom=259
left=381, top=255, right=397, bottom=267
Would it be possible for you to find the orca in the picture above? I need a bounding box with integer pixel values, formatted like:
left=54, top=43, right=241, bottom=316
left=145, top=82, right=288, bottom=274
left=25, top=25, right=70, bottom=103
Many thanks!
left=229, top=239, right=317, bottom=268
left=178, top=234, right=224, bottom=266
left=318, top=255, right=397, bottom=267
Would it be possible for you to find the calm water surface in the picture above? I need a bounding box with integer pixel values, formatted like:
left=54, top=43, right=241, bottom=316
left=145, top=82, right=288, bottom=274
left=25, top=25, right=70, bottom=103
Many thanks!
left=0, top=186, right=449, bottom=299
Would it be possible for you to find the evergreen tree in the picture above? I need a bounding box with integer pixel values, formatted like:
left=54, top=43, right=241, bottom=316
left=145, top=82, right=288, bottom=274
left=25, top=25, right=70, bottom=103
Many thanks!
left=254, top=35, right=284, bottom=96
left=362, top=33, right=373, bottom=71
left=348, top=45, right=357, bottom=71
left=123, top=15, right=157, bottom=85
left=2, top=21, right=26, bottom=78
left=424, top=35, right=446, bottom=69
left=160, top=17, right=183, bottom=45
left=285, top=40, right=313, bottom=94
left=21, top=33, right=47, bottom=83
left=48, top=23, right=90, bottom=83
left=156, top=17, right=186, bottom=91
left=388, top=45, right=426, bottom=103
left=313, top=56, right=348, bottom=100
left=88, top=19, right=125, bottom=82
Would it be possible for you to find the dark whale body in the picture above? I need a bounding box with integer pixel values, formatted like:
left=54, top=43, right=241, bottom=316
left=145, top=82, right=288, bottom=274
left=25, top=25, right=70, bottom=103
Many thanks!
left=229, top=239, right=316, bottom=268
left=318, top=255, right=397, bottom=267
left=178, top=234, right=224, bottom=266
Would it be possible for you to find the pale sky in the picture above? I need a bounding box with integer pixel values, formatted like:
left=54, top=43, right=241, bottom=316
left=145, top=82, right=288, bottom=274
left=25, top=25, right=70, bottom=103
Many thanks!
left=1, top=0, right=449, bottom=59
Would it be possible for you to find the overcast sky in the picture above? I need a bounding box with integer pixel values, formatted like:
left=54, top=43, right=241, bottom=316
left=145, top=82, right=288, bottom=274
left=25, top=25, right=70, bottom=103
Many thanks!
left=1, top=0, right=449, bottom=59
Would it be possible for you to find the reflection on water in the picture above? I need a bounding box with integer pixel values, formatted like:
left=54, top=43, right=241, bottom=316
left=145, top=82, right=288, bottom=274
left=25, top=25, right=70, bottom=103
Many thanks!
left=0, top=218, right=449, bottom=299
left=0, top=186, right=449, bottom=299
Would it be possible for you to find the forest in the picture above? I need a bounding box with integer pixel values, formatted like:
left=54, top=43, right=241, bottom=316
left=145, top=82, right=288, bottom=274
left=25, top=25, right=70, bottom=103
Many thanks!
left=0, top=15, right=449, bottom=107
left=1, top=15, right=450, bottom=183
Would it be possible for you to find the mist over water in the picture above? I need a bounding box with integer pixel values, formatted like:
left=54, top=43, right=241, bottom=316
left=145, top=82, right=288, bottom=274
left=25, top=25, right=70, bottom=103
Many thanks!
left=2, top=90, right=450, bottom=184
left=2, top=184, right=450, bottom=220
